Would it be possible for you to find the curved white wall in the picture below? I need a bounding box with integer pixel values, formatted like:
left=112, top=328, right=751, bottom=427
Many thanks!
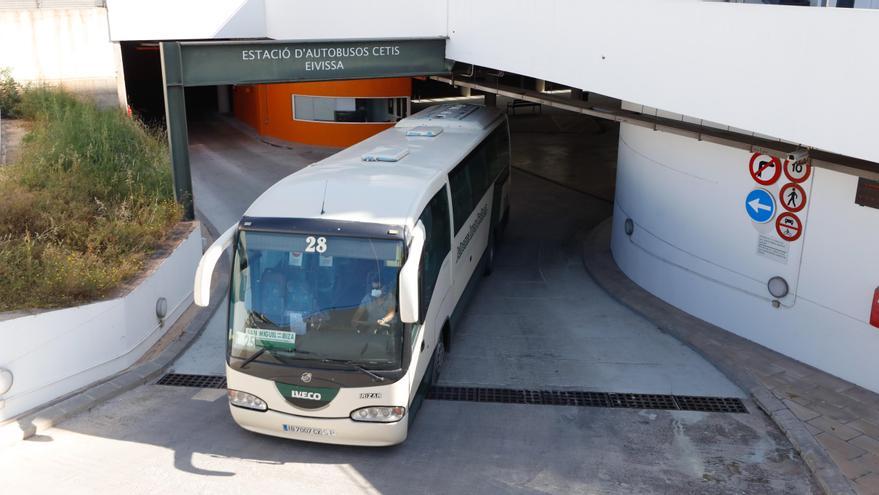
left=612, top=123, right=879, bottom=392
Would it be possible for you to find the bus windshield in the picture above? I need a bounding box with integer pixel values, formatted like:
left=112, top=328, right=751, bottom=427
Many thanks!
left=228, top=230, right=405, bottom=370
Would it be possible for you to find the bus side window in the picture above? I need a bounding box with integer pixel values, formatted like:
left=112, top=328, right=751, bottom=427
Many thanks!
left=418, top=186, right=451, bottom=320
left=488, top=122, right=510, bottom=180
left=449, top=159, right=472, bottom=233
left=467, top=143, right=488, bottom=202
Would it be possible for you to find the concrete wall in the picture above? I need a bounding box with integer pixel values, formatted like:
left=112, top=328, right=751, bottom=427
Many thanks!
left=611, top=123, right=879, bottom=393
left=0, top=225, right=202, bottom=421
left=106, top=0, right=265, bottom=41
left=0, top=7, right=124, bottom=107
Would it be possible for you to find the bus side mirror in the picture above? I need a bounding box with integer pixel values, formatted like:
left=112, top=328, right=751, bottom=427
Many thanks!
left=399, top=221, right=426, bottom=324
left=193, top=224, right=237, bottom=307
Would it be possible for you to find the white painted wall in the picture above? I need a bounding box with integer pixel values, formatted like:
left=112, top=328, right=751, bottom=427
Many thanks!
left=446, top=0, right=879, bottom=164
left=612, top=123, right=879, bottom=392
left=263, top=0, right=447, bottom=41
left=0, top=225, right=202, bottom=421
left=105, top=0, right=266, bottom=41
left=0, top=7, right=124, bottom=107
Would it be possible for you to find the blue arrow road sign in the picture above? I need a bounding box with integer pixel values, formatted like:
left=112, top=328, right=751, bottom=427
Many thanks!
left=745, top=188, right=775, bottom=223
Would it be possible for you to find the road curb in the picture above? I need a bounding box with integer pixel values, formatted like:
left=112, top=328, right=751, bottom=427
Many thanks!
left=0, top=222, right=228, bottom=449
left=582, top=217, right=855, bottom=495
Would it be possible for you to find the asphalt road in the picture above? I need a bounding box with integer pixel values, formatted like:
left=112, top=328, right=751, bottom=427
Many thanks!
left=0, top=116, right=819, bottom=494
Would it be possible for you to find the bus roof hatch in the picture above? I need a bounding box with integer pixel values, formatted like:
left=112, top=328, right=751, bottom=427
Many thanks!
left=405, top=126, right=443, bottom=137
left=361, top=146, right=410, bottom=163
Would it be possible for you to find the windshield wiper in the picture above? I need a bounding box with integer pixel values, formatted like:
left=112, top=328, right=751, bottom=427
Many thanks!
left=320, top=358, right=386, bottom=382
left=248, top=311, right=276, bottom=327
left=238, top=348, right=386, bottom=382
left=238, top=348, right=266, bottom=369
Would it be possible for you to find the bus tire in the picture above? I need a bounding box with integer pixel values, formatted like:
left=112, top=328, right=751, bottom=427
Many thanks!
left=430, top=339, right=446, bottom=385
left=484, top=236, right=495, bottom=276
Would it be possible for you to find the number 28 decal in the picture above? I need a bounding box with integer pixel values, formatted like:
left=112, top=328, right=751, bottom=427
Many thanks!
left=305, top=236, right=327, bottom=253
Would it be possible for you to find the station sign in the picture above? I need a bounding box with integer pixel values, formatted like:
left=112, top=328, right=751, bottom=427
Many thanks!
left=174, top=39, right=448, bottom=87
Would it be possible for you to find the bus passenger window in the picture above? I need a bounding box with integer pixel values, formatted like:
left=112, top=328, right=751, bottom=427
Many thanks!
left=418, top=186, right=451, bottom=317
left=467, top=144, right=488, bottom=201
left=449, top=162, right=472, bottom=232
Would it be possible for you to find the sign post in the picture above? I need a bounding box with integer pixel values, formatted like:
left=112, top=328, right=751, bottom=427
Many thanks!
left=160, top=42, right=194, bottom=221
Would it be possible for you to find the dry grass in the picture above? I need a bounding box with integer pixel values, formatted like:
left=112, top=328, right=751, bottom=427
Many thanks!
left=0, top=87, right=181, bottom=311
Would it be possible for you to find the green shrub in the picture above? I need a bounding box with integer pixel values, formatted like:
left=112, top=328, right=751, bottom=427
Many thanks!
left=0, top=86, right=181, bottom=311
left=0, top=68, right=21, bottom=118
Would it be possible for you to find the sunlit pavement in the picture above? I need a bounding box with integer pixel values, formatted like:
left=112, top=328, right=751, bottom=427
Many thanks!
left=0, top=384, right=816, bottom=494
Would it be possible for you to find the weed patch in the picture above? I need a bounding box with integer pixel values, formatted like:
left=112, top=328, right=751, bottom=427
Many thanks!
left=0, top=87, right=181, bottom=311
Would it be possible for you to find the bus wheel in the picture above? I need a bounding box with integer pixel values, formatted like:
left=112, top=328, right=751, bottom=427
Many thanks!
left=500, top=206, right=510, bottom=242
left=484, top=235, right=496, bottom=276
left=431, top=339, right=446, bottom=385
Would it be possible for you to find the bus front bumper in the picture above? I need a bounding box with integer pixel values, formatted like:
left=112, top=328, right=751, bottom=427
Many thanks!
left=229, top=405, right=408, bottom=447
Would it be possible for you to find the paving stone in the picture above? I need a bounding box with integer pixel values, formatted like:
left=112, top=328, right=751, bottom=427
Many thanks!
left=850, top=420, right=879, bottom=440
left=852, top=435, right=879, bottom=457
left=809, top=416, right=863, bottom=441
left=751, top=360, right=788, bottom=379
left=805, top=422, right=824, bottom=436
left=834, top=454, right=874, bottom=481
left=753, top=387, right=786, bottom=413
left=817, top=432, right=868, bottom=461
left=804, top=371, right=857, bottom=393
left=854, top=472, right=879, bottom=495
left=842, top=386, right=879, bottom=406
left=784, top=399, right=821, bottom=422
left=856, top=454, right=879, bottom=476
left=764, top=381, right=816, bottom=405
left=809, top=400, right=860, bottom=423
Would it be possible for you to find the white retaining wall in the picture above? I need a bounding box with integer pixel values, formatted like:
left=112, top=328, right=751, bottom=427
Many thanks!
left=611, top=123, right=879, bottom=393
left=0, top=225, right=202, bottom=421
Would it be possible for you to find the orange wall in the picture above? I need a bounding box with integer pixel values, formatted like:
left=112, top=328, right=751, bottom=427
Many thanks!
left=233, top=78, right=412, bottom=148
left=232, top=84, right=263, bottom=132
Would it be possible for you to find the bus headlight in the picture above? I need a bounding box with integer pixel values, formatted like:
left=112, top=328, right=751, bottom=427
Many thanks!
left=350, top=406, right=406, bottom=423
left=228, top=389, right=268, bottom=411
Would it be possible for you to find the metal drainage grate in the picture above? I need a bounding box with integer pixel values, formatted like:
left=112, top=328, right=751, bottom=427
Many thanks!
left=428, top=386, right=747, bottom=414
left=156, top=373, right=227, bottom=389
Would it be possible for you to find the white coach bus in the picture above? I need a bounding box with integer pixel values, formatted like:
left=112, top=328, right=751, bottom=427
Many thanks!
left=194, top=104, right=511, bottom=446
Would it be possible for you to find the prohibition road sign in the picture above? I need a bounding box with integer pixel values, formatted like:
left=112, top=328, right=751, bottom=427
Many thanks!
left=776, top=212, right=803, bottom=242
left=779, top=182, right=807, bottom=212
left=784, top=157, right=811, bottom=183
left=749, top=153, right=782, bottom=186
